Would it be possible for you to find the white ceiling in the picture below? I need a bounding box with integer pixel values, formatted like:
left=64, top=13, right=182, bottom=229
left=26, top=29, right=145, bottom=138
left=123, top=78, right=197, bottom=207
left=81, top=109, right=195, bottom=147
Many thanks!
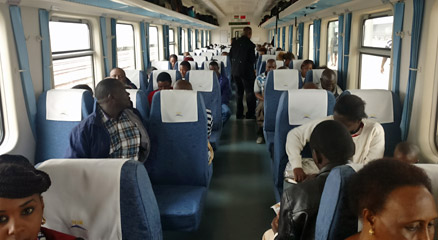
left=194, top=0, right=278, bottom=19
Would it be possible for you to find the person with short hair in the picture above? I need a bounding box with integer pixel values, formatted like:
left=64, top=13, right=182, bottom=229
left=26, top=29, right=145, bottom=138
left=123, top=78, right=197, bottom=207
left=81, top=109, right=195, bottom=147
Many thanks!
left=300, top=60, right=314, bottom=82
left=302, top=82, right=319, bottom=89
left=209, top=61, right=231, bottom=125
left=169, top=54, right=178, bottom=70
left=394, top=141, right=420, bottom=164
left=266, top=120, right=355, bottom=240
left=320, top=68, right=342, bottom=98
left=72, top=84, right=93, bottom=95
left=346, top=159, right=437, bottom=240
left=258, top=47, right=268, bottom=56
left=109, top=67, right=137, bottom=89
left=229, top=27, right=257, bottom=119
left=255, top=59, right=277, bottom=144
left=179, top=61, right=191, bottom=80
left=281, top=52, right=294, bottom=69
left=148, top=72, right=173, bottom=106
left=0, top=154, right=81, bottom=240
left=66, top=78, right=150, bottom=162
left=286, top=94, right=385, bottom=183
left=183, top=52, right=190, bottom=57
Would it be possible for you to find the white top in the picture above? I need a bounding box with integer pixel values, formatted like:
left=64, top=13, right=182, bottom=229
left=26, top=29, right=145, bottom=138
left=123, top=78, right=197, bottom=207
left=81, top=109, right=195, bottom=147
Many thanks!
left=284, top=116, right=385, bottom=178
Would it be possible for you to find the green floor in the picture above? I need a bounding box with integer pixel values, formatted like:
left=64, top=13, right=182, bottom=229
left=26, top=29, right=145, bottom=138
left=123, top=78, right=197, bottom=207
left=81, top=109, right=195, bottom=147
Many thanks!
left=164, top=113, right=276, bottom=239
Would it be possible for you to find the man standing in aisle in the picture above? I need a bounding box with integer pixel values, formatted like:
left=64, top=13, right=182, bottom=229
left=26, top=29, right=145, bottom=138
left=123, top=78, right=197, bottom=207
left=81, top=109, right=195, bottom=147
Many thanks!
left=229, top=27, right=257, bottom=119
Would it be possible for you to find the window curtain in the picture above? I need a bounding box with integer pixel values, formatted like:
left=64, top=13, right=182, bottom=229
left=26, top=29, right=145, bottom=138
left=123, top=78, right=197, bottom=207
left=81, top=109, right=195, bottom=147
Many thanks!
left=392, top=2, right=405, bottom=95
left=9, top=5, right=37, bottom=138
left=39, top=9, right=52, bottom=91
left=277, top=28, right=280, bottom=47
left=140, top=22, right=150, bottom=71
left=110, top=18, right=117, bottom=68
left=282, top=26, right=286, bottom=50
left=288, top=25, right=293, bottom=52
left=401, top=0, right=425, bottom=140
left=99, top=17, right=110, bottom=76
left=177, top=27, right=182, bottom=55
left=195, top=29, right=199, bottom=49
left=163, top=25, right=170, bottom=60
left=188, top=28, right=192, bottom=52
left=298, top=23, right=304, bottom=59
left=313, top=19, right=321, bottom=67
left=342, top=13, right=352, bottom=90
left=337, top=14, right=344, bottom=89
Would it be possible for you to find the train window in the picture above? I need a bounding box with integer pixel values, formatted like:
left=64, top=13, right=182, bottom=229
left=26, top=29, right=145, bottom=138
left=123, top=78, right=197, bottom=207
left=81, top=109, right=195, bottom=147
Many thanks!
left=327, top=21, right=339, bottom=70
left=116, top=24, right=135, bottom=70
left=149, top=26, right=159, bottom=62
left=181, top=29, right=187, bottom=52
left=359, top=15, right=393, bottom=89
left=308, top=24, right=314, bottom=61
left=169, top=28, right=175, bottom=55
left=49, top=20, right=94, bottom=89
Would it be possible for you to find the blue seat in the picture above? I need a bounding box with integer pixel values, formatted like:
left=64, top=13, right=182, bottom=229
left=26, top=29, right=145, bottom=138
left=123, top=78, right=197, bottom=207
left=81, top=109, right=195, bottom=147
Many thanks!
left=126, top=89, right=150, bottom=126
left=273, top=90, right=336, bottom=201
left=341, top=90, right=402, bottom=156
left=38, top=159, right=162, bottom=240
left=146, top=90, right=210, bottom=231
left=264, top=69, right=302, bottom=157
left=201, top=61, right=226, bottom=79
left=212, top=55, right=231, bottom=81
left=147, top=70, right=182, bottom=96
left=193, top=56, right=207, bottom=69
left=256, top=54, right=276, bottom=75
left=35, top=89, right=94, bottom=164
left=315, top=165, right=358, bottom=240
left=186, top=70, right=222, bottom=149
left=125, top=69, right=148, bottom=92
left=168, top=61, right=178, bottom=70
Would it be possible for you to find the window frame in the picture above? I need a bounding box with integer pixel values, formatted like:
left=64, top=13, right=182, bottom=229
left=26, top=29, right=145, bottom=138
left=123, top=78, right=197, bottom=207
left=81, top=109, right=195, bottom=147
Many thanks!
left=169, top=28, right=176, bottom=55
left=49, top=18, right=95, bottom=89
left=149, top=25, right=160, bottom=62
left=308, top=24, right=314, bottom=61
left=115, top=23, right=136, bottom=70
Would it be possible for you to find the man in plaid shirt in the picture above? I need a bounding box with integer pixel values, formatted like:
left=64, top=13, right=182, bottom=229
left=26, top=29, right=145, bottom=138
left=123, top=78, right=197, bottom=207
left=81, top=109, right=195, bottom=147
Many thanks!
left=66, top=78, right=150, bottom=162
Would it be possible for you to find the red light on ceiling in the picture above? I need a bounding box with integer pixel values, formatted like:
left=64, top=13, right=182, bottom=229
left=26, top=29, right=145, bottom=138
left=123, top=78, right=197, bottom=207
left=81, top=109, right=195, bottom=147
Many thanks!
left=240, top=15, right=246, bottom=19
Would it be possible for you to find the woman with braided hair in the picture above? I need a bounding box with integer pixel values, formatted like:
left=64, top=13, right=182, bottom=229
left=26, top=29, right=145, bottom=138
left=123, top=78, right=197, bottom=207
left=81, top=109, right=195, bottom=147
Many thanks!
left=0, top=154, right=81, bottom=240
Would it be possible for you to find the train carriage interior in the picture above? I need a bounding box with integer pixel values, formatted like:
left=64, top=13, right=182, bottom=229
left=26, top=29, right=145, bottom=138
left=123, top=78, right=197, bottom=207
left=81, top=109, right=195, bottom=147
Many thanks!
left=1, top=0, right=438, bottom=239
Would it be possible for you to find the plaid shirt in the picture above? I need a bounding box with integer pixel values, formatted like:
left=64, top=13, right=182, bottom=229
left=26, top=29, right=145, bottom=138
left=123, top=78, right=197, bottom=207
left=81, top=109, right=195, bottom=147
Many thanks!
left=100, top=108, right=141, bottom=160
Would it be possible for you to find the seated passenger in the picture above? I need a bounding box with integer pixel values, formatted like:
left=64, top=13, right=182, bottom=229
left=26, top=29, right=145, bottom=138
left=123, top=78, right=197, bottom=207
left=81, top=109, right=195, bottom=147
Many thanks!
left=169, top=54, right=178, bottom=70
left=258, top=47, right=267, bottom=56
left=286, top=95, right=385, bottom=182
left=265, top=120, right=355, bottom=240
left=346, top=159, right=437, bottom=240
left=66, top=78, right=150, bottom=162
left=394, top=141, right=420, bottom=164
left=183, top=52, right=191, bottom=57
left=255, top=59, right=277, bottom=144
left=72, top=84, right=93, bottom=95
left=148, top=72, right=173, bottom=106
left=320, top=68, right=342, bottom=98
left=302, top=82, right=318, bottom=89
left=109, top=67, right=137, bottom=89
left=179, top=61, right=191, bottom=79
left=281, top=52, right=294, bottom=69
left=209, top=61, right=232, bottom=125
left=300, top=60, right=314, bottom=82
left=0, top=154, right=81, bottom=240
left=221, top=52, right=228, bottom=56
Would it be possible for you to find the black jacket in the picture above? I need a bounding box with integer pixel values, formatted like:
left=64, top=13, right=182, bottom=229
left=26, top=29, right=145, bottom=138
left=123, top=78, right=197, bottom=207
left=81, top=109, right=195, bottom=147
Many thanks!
left=229, top=35, right=256, bottom=78
left=275, top=162, right=346, bottom=240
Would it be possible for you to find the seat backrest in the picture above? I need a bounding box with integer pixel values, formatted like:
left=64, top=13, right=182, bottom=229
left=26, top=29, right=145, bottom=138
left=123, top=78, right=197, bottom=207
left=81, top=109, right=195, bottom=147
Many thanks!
left=305, top=69, right=338, bottom=86
left=212, top=55, right=229, bottom=67
left=126, top=89, right=150, bottom=126
left=146, top=90, right=210, bottom=187
left=315, top=165, right=358, bottom=240
left=125, top=70, right=147, bottom=92
left=342, top=90, right=402, bottom=156
left=147, top=70, right=181, bottom=95
left=273, top=90, right=336, bottom=201
left=35, top=89, right=94, bottom=164
left=38, top=159, right=162, bottom=240
left=177, top=55, right=184, bottom=61
left=292, top=59, right=305, bottom=70
left=201, top=61, right=227, bottom=79
left=276, top=60, right=284, bottom=68
left=264, top=69, right=302, bottom=134
left=257, top=55, right=276, bottom=74
left=193, top=56, right=207, bottom=67
left=151, top=61, right=170, bottom=70
left=194, top=49, right=203, bottom=56
left=201, top=52, right=213, bottom=59
left=187, top=61, right=197, bottom=71
left=186, top=70, right=222, bottom=136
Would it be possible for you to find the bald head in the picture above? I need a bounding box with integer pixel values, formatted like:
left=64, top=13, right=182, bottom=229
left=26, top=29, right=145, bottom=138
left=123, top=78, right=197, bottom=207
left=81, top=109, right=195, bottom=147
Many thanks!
left=174, top=80, right=193, bottom=90
left=320, top=69, right=337, bottom=92
left=110, top=67, right=128, bottom=85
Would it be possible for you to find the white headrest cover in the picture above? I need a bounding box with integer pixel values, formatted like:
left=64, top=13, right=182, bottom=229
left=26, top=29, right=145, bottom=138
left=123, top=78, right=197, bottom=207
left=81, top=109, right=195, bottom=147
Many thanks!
left=189, top=70, right=214, bottom=92
left=261, top=55, right=276, bottom=62
left=288, top=89, right=328, bottom=125
left=194, top=49, right=202, bottom=55
left=212, top=56, right=228, bottom=67
left=153, top=70, right=177, bottom=90
left=276, top=61, right=284, bottom=67
left=124, top=70, right=141, bottom=88
left=160, top=90, right=198, bottom=122
left=151, top=61, right=169, bottom=70
left=293, top=60, right=305, bottom=70
left=274, top=69, right=300, bottom=91
left=347, top=89, right=394, bottom=124
left=188, top=61, right=197, bottom=71
left=46, top=89, right=85, bottom=121
left=193, top=56, right=207, bottom=66
left=177, top=55, right=184, bottom=61
left=201, top=52, right=213, bottom=58
left=39, top=158, right=128, bottom=239
left=126, top=89, right=138, bottom=108
left=311, top=69, right=325, bottom=84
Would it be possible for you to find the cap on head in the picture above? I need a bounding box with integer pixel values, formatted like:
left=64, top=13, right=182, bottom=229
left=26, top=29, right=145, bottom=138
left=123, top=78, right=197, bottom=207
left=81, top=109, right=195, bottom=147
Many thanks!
left=0, top=155, right=51, bottom=199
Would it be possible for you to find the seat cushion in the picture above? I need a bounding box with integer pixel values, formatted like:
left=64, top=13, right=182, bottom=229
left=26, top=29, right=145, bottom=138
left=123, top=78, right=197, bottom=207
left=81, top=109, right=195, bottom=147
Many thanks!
left=153, top=185, right=207, bottom=232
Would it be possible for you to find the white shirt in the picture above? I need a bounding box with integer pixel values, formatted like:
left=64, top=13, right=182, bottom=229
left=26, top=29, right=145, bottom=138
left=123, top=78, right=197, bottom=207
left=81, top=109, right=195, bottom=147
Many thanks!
left=284, top=116, right=385, bottom=178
